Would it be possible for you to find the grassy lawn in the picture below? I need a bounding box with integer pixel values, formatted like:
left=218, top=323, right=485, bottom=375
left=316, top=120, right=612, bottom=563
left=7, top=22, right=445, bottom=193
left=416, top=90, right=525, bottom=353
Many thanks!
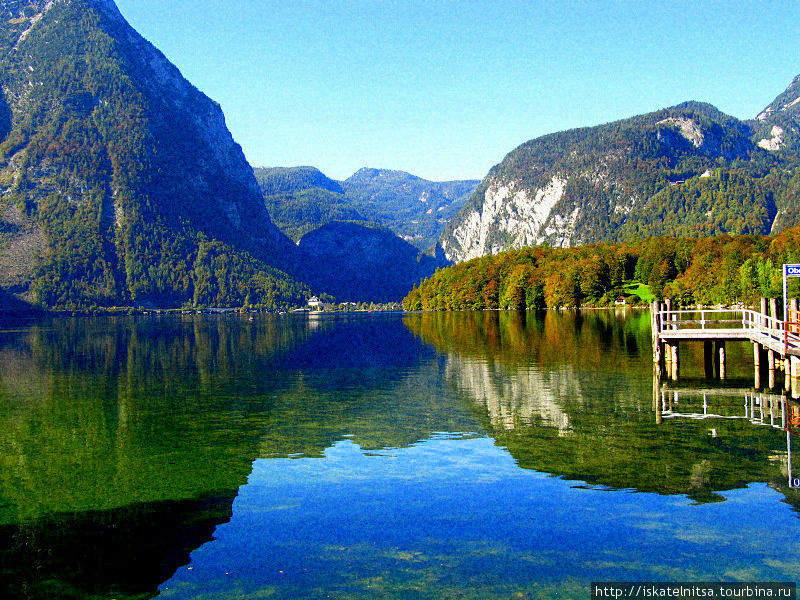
left=623, top=281, right=655, bottom=303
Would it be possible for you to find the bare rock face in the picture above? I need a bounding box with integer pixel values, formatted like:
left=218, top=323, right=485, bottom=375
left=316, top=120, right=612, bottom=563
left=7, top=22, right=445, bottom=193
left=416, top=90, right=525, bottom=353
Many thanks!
left=441, top=176, right=570, bottom=262
left=753, top=74, right=800, bottom=158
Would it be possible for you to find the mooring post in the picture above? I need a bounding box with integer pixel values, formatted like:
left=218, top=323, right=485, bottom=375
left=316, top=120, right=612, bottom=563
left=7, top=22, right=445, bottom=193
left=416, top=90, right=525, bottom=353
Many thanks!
left=664, top=298, right=673, bottom=331
left=651, top=301, right=662, bottom=373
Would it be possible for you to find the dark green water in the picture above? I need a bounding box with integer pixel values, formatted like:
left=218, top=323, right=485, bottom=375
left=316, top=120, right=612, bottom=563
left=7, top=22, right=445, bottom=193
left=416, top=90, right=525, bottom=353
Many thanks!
left=0, top=310, right=798, bottom=599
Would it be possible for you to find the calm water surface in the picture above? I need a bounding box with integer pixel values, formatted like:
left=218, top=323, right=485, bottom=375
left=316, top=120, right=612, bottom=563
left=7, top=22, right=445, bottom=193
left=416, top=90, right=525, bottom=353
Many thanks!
left=0, top=310, right=798, bottom=599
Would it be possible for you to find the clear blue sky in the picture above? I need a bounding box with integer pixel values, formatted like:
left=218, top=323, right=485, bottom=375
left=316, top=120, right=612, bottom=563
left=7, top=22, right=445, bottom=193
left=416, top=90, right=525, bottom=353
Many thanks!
left=114, top=0, right=800, bottom=182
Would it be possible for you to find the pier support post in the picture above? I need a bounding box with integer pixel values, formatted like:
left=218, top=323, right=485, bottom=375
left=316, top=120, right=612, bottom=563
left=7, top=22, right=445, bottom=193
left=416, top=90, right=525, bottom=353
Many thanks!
left=768, top=349, right=776, bottom=389
left=715, top=341, right=726, bottom=380
left=761, top=297, right=769, bottom=327
left=754, top=343, right=762, bottom=389
left=670, top=343, right=679, bottom=381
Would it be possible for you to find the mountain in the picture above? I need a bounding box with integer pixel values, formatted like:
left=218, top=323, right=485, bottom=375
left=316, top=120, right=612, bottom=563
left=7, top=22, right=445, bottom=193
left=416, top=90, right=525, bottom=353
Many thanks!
left=0, top=0, right=307, bottom=309
left=254, top=166, right=364, bottom=241
left=256, top=166, right=478, bottom=251
left=297, top=221, right=446, bottom=303
left=441, top=84, right=800, bottom=263
left=254, top=166, right=344, bottom=196
left=342, top=168, right=479, bottom=250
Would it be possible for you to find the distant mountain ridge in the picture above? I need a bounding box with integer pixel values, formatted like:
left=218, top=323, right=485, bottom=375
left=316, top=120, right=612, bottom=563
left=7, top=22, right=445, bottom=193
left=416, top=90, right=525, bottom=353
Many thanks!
left=255, top=166, right=478, bottom=251
left=441, top=79, right=800, bottom=262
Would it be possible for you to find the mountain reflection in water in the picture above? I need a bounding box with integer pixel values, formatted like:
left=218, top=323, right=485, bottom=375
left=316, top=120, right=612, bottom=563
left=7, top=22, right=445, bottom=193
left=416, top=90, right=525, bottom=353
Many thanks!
left=0, top=310, right=798, bottom=599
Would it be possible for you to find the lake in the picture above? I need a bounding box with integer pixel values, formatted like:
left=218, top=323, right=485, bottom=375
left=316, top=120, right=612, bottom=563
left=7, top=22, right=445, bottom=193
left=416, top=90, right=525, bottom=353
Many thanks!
left=0, top=310, right=798, bottom=599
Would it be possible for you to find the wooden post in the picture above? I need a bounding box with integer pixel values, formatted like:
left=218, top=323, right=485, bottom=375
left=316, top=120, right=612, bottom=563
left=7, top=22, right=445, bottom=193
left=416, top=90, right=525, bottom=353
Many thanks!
left=715, top=341, right=726, bottom=380
left=671, top=342, right=679, bottom=381
left=651, top=301, right=662, bottom=371
left=761, top=297, right=768, bottom=327
left=754, top=343, right=762, bottom=389
left=768, top=349, right=776, bottom=389
left=664, top=298, right=673, bottom=331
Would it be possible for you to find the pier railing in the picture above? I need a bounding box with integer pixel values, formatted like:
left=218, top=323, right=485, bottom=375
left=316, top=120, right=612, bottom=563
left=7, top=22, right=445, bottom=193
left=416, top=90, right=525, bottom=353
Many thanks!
left=654, top=308, right=800, bottom=356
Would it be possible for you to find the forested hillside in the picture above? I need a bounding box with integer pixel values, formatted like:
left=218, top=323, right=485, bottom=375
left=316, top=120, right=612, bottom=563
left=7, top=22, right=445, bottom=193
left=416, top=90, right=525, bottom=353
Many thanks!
left=0, top=0, right=307, bottom=310
left=256, top=166, right=478, bottom=251
left=405, top=226, right=800, bottom=311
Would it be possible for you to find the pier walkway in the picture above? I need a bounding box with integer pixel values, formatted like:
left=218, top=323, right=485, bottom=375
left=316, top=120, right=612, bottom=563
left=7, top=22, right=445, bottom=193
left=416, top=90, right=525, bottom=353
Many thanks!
left=654, top=308, right=800, bottom=357
left=651, top=303, right=800, bottom=385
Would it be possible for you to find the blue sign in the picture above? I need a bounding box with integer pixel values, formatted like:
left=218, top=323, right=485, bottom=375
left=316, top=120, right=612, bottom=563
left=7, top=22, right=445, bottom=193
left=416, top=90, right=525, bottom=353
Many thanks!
left=786, top=265, right=800, bottom=277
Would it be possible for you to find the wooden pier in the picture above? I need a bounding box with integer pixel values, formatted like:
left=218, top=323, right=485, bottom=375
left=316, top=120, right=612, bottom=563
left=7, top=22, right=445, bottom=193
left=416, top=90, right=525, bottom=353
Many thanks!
left=651, top=299, right=800, bottom=389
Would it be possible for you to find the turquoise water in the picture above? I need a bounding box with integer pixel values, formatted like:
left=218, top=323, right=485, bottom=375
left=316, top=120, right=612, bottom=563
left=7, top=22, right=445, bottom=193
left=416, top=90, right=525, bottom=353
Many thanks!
left=0, top=310, right=798, bottom=599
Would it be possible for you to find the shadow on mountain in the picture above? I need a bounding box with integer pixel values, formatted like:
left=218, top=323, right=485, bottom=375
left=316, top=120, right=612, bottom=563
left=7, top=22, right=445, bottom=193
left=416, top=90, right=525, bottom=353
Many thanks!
left=0, top=90, right=10, bottom=144
left=0, top=288, right=43, bottom=319
left=297, top=221, right=448, bottom=302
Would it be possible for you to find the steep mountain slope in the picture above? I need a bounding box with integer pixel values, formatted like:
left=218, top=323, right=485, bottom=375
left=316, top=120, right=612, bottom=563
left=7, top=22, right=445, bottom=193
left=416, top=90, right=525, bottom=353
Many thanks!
left=257, top=166, right=478, bottom=250
left=441, top=89, right=799, bottom=262
left=0, top=0, right=306, bottom=308
left=752, top=74, right=800, bottom=158
left=297, top=222, right=446, bottom=302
